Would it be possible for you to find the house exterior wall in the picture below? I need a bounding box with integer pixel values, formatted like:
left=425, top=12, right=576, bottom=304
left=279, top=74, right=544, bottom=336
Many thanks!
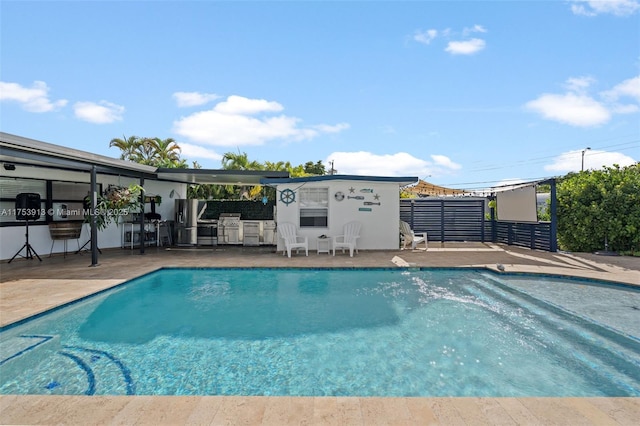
left=274, top=179, right=401, bottom=252
left=0, top=165, right=186, bottom=260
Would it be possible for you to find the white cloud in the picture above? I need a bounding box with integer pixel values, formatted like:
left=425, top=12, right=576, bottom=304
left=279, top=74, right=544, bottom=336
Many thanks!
left=412, top=26, right=487, bottom=55
left=525, top=75, right=640, bottom=126
left=524, top=93, right=611, bottom=126
left=178, top=142, right=223, bottom=161
left=324, top=151, right=461, bottom=177
left=601, top=75, right=640, bottom=114
left=570, top=0, right=639, bottom=16
left=173, top=91, right=220, bottom=107
left=0, top=80, right=67, bottom=112
left=73, top=101, right=125, bottom=124
left=173, top=95, right=348, bottom=146
left=601, top=75, right=640, bottom=102
left=610, top=103, right=639, bottom=114
left=445, top=38, right=486, bottom=55
left=565, top=76, right=596, bottom=93
left=413, top=29, right=438, bottom=45
left=214, top=95, right=283, bottom=115
left=312, top=123, right=350, bottom=133
left=544, top=149, right=636, bottom=172
left=462, top=25, right=487, bottom=36
left=431, top=154, right=462, bottom=170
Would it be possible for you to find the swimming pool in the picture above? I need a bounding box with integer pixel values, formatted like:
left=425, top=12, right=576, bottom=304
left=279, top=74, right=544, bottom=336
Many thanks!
left=1, top=268, right=639, bottom=397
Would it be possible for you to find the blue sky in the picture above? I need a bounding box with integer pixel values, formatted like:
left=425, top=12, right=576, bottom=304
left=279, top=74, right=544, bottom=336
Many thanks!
left=1, top=0, right=638, bottom=191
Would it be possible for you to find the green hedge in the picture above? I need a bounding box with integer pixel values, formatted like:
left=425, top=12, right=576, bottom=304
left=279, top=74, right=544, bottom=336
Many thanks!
left=557, top=163, right=639, bottom=253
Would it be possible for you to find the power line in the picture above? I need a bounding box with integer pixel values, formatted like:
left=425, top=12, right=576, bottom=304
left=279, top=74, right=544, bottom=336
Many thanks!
left=439, top=175, right=557, bottom=189
left=465, top=138, right=639, bottom=173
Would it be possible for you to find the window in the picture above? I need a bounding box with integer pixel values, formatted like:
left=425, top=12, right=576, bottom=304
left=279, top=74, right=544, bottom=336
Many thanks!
left=0, top=178, right=47, bottom=224
left=299, top=187, right=328, bottom=227
left=51, top=181, right=94, bottom=221
left=0, top=178, right=99, bottom=225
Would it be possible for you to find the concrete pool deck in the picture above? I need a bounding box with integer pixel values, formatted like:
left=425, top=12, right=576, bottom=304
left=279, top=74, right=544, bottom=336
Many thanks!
left=1, top=243, right=639, bottom=425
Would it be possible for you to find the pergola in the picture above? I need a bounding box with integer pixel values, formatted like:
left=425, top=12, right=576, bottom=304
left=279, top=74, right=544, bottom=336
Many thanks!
left=405, top=179, right=468, bottom=197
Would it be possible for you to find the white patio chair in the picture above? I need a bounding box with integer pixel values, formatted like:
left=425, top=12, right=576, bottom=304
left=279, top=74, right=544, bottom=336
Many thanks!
left=333, top=221, right=361, bottom=257
left=399, top=220, right=428, bottom=250
left=278, top=222, right=308, bottom=257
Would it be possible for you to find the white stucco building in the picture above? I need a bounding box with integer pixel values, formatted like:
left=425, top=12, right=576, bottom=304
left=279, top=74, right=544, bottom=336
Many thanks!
left=261, top=175, right=418, bottom=252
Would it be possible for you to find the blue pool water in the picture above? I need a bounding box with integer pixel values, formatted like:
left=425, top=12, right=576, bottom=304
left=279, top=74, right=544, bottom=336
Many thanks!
left=1, top=268, right=639, bottom=397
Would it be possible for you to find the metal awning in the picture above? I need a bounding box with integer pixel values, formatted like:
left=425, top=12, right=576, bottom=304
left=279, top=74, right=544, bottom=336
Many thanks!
left=1, top=132, right=291, bottom=185
left=155, top=168, right=290, bottom=185
left=260, top=174, right=418, bottom=187
left=0, top=132, right=157, bottom=177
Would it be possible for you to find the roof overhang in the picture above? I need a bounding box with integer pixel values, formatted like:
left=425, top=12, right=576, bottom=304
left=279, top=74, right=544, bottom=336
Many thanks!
left=0, top=132, right=157, bottom=177
left=0, top=132, right=291, bottom=185
left=156, top=168, right=290, bottom=186
left=260, top=174, right=418, bottom=187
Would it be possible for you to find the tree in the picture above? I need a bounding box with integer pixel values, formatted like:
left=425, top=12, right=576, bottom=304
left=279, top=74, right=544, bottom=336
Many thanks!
left=556, top=163, right=639, bottom=254
left=109, top=135, right=141, bottom=162
left=148, top=137, right=186, bottom=168
left=110, top=135, right=188, bottom=168
left=303, top=160, right=326, bottom=175
left=221, top=151, right=262, bottom=171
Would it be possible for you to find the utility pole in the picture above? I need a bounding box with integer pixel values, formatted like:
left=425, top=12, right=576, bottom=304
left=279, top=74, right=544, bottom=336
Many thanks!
left=581, top=147, right=591, bottom=171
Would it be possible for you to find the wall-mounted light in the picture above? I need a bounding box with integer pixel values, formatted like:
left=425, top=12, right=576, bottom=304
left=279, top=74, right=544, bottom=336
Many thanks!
left=3, top=163, right=16, bottom=171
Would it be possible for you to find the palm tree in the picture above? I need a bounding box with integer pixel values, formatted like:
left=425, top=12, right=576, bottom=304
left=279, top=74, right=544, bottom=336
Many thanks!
left=134, top=137, right=160, bottom=166
left=109, top=135, right=141, bottom=161
left=221, top=151, right=264, bottom=199
left=149, top=137, right=182, bottom=165
left=221, top=151, right=262, bottom=170
left=263, top=160, right=289, bottom=171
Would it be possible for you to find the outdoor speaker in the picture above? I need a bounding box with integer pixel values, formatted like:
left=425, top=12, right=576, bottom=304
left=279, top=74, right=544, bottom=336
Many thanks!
left=15, top=193, right=41, bottom=221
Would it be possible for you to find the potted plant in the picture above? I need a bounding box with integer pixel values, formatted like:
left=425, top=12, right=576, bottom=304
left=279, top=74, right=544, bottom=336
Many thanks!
left=86, top=184, right=144, bottom=230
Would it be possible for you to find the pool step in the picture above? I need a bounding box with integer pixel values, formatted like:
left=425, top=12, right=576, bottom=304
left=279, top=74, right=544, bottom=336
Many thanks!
left=465, top=277, right=640, bottom=395
left=476, top=273, right=640, bottom=350
left=0, top=335, right=60, bottom=372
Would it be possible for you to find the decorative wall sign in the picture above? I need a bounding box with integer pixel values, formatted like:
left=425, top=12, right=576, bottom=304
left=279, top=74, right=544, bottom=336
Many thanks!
left=363, top=202, right=381, bottom=206
left=347, top=195, right=364, bottom=200
left=280, top=189, right=296, bottom=206
left=334, top=191, right=345, bottom=201
left=373, top=194, right=380, bottom=200
left=360, top=188, right=374, bottom=193
left=348, top=187, right=355, bottom=193
left=358, top=207, right=372, bottom=212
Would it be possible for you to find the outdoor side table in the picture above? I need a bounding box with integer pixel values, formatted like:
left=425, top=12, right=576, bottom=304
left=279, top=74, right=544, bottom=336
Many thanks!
left=317, top=237, right=331, bottom=255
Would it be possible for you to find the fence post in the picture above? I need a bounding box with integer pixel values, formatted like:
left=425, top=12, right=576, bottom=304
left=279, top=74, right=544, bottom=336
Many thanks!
left=550, top=178, right=558, bottom=252
left=481, top=200, right=486, bottom=242
left=490, top=195, right=497, bottom=243
left=410, top=199, right=415, bottom=227
left=440, top=199, right=445, bottom=243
